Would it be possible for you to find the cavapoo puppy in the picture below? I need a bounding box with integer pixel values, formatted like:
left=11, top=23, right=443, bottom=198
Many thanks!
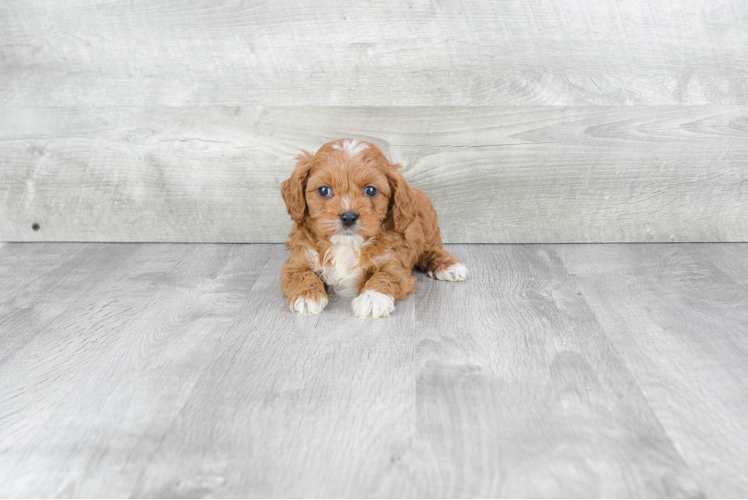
left=280, top=138, right=467, bottom=319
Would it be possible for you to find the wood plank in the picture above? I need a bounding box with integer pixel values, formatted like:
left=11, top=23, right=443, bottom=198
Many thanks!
left=558, top=243, right=748, bottom=497
left=0, top=243, right=138, bottom=364
left=2, top=106, right=747, bottom=243
left=1, top=0, right=747, bottom=106
left=391, top=244, right=703, bottom=497
left=5, top=242, right=748, bottom=496
left=129, top=249, right=417, bottom=497
left=0, top=243, right=274, bottom=497
left=688, top=243, right=748, bottom=286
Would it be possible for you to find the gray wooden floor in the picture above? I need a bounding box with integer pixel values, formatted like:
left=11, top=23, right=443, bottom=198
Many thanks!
left=1, top=243, right=747, bottom=498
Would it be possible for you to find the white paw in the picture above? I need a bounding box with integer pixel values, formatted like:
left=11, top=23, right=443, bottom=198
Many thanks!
left=352, top=290, right=395, bottom=319
left=290, top=295, right=328, bottom=315
left=429, top=262, right=468, bottom=281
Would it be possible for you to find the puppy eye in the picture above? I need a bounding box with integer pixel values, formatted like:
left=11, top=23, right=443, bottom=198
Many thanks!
left=364, top=186, right=378, bottom=197
left=317, top=186, right=332, bottom=198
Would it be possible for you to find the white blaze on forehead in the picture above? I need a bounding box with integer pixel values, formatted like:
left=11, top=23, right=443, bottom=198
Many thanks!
left=332, top=139, right=368, bottom=157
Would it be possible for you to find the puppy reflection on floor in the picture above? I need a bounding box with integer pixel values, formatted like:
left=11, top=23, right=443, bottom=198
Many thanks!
left=280, top=138, right=467, bottom=319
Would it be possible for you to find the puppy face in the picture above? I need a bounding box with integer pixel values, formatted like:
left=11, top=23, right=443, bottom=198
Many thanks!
left=281, top=139, right=417, bottom=241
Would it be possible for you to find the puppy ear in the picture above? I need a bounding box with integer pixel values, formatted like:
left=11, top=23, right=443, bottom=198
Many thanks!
left=281, top=150, right=314, bottom=224
left=386, top=163, right=418, bottom=233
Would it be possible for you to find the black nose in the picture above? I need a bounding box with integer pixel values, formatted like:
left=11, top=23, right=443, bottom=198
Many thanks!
left=339, top=211, right=359, bottom=227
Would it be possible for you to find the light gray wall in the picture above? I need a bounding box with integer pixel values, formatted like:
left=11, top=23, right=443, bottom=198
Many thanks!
left=2, top=0, right=747, bottom=242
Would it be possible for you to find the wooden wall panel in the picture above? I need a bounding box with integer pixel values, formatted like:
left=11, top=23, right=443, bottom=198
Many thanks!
left=1, top=0, right=747, bottom=106
left=2, top=106, right=746, bottom=243
left=1, top=0, right=747, bottom=242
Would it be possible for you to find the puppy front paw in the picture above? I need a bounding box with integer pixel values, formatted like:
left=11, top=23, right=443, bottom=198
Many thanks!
left=288, top=289, right=329, bottom=315
left=352, top=290, right=395, bottom=319
left=429, top=262, right=468, bottom=282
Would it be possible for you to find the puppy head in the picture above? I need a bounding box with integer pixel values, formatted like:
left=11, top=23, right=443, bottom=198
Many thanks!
left=280, top=139, right=417, bottom=241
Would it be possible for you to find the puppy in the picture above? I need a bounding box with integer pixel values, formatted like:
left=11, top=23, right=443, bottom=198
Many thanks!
left=280, top=138, right=467, bottom=318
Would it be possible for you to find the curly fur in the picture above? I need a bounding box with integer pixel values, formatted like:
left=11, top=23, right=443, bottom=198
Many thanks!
left=280, top=138, right=467, bottom=318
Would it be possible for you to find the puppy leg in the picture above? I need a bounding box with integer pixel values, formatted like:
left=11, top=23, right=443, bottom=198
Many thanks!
left=281, top=260, right=329, bottom=315
left=420, top=248, right=468, bottom=282
left=352, top=270, right=416, bottom=319
left=412, top=188, right=468, bottom=281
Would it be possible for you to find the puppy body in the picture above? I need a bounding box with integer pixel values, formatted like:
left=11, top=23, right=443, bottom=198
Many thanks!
left=280, top=139, right=467, bottom=318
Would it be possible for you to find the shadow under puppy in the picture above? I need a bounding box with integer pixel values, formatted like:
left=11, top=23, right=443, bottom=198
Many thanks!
left=280, top=138, right=467, bottom=318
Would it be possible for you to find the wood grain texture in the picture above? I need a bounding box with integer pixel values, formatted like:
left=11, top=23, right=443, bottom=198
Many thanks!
left=6, top=242, right=748, bottom=496
left=557, top=243, right=748, bottom=497
left=0, top=243, right=275, bottom=497
left=399, top=245, right=702, bottom=497
left=3, top=0, right=748, bottom=243
left=0, top=243, right=143, bottom=366
left=131, top=250, right=417, bottom=498
left=686, top=244, right=748, bottom=286
left=1, top=0, right=747, bottom=106
left=2, top=106, right=747, bottom=243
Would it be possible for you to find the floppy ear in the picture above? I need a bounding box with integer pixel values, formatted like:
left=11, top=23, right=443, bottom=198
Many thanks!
left=280, top=151, right=314, bottom=224
left=386, top=163, right=418, bottom=233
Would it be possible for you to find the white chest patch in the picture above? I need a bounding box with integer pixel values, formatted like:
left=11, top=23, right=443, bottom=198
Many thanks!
left=309, top=235, right=365, bottom=298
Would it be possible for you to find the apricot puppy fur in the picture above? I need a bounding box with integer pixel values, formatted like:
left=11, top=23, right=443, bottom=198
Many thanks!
left=280, top=138, right=467, bottom=319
